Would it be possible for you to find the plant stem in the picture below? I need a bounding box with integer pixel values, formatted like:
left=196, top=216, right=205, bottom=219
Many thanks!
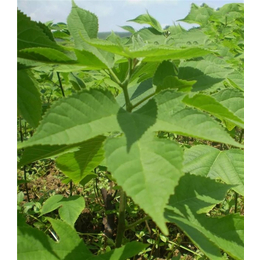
left=125, top=216, right=150, bottom=230
left=131, top=92, right=156, bottom=110
left=115, top=189, right=127, bottom=248
left=69, top=181, right=73, bottom=197
left=57, top=72, right=65, bottom=97
left=19, top=117, right=30, bottom=202
left=234, top=192, right=238, bottom=213
left=122, top=85, right=133, bottom=112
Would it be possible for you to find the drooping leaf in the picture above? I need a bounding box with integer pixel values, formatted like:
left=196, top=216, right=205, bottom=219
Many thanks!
left=17, top=69, right=42, bottom=128
left=182, top=93, right=244, bottom=129
left=56, top=135, right=106, bottom=183
left=18, top=143, right=81, bottom=167
left=183, top=145, right=244, bottom=195
left=17, top=213, right=93, bottom=260
left=164, top=174, right=244, bottom=260
left=128, top=12, right=164, bottom=33
left=105, top=133, right=184, bottom=235
left=18, top=89, right=121, bottom=149
left=150, top=90, right=243, bottom=148
left=40, top=195, right=85, bottom=227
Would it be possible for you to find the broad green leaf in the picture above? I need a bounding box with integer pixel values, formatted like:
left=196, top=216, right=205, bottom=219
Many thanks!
left=18, top=143, right=81, bottom=167
left=166, top=29, right=210, bottom=48
left=17, top=70, right=42, bottom=128
left=151, top=90, right=243, bottom=148
left=134, top=27, right=165, bottom=45
left=19, top=47, right=76, bottom=63
left=153, top=61, right=195, bottom=92
left=141, top=46, right=211, bottom=62
left=130, top=62, right=159, bottom=83
left=164, top=174, right=244, bottom=260
left=40, top=195, right=85, bottom=226
left=182, top=93, right=244, bottom=128
left=178, top=3, right=215, bottom=26
left=18, top=89, right=121, bottom=149
left=83, top=38, right=128, bottom=57
left=56, top=135, right=106, bottom=183
left=178, top=60, right=232, bottom=92
left=18, top=213, right=92, bottom=260
left=213, top=89, right=244, bottom=122
left=74, top=49, right=109, bottom=69
left=85, top=40, right=211, bottom=60
left=18, top=10, right=60, bottom=51
left=128, top=12, right=164, bottom=33
left=105, top=133, right=184, bottom=235
left=183, top=145, right=244, bottom=195
left=67, top=1, right=114, bottom=68
left=153, top=60, right=177, bottom=88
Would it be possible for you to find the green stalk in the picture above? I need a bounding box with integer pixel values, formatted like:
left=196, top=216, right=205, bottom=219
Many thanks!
left=115, top=189, right=127, bottom=248
left=56, top=72, right=65, bottom=98
left=57, top=72, right=74, bottom=196
left=125, top=216, right=150, bottom=230
left=19, top=117, right=30, bottom=202
left=234, top=128, right=244, bottom=213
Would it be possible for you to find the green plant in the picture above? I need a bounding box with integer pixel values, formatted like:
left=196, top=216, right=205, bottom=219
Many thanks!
left=17, top=1, right=244, bottom=259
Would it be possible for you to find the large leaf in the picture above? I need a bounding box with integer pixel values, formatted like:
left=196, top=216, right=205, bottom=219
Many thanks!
left=178, top=59, right=233, bottom=92
left=56, top=135, right=106, bottom=183
left=17, top=213, right=93, bottom=260
left=128, top=12, right=164, bottom=33
left=164, top=174, right=244, bottom=260
left=105, top=132, right=184, bottom=235
left=85, top=40, right=211, bottom=61
left=17, top=70, right=42, bottom=128
left=182, top=93, right=244, bottom=129
left=67, top=0, right=114, bottom=68
left=40, top=195, right=85, bottom=227
left=178, top=3, right=215, bottom=26
left=150, top=90, right=243, bottom=148
left=18, top=89, right=121, bottom=149
left=213, top=89, right=244, bottom=123
left=183, top=145, right=244, bottom=195
left=17, top=10, right=60, bottom=51
left=18, top=213, right=147, bottom=260
left=19, top=47, right=76, bottom=64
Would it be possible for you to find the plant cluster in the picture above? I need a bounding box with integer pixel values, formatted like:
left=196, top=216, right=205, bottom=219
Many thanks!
left=17, top=1, right=244, bottom=259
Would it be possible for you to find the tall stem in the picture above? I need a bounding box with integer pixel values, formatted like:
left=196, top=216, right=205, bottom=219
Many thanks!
left=19, top=117, right=30, bottom=202
left=56, top=72, right=65, bottom=98
left=115, top=189, right=126, bottom=248
left=57, top=72, right=73, bottom=196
